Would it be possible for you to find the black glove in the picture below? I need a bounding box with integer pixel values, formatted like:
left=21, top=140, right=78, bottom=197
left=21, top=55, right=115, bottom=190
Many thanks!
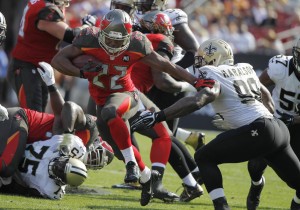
left=279, top=113, right=295, bottom=127
left=82, top=15, right=97, bottom=26
left=131, top=110, right=166, bottom=131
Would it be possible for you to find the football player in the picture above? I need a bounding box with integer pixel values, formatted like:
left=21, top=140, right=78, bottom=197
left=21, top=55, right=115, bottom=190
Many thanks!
left=131, top=38, right=300, bottom=210
left=0, top=12, right=6, bottom=46
left=8, top=0, right=97, bottom=112
left=1, top=134, right=88, bottom=199
left=132, top=0, right=205, bottom=149
left=246, top=37, right=300, bottom=210
left=130, top=11, right=203, bottom=202
left=51, top=9, right=206, bottom=206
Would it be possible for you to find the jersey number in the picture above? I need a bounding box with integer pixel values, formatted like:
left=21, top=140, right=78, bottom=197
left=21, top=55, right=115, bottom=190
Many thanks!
left=19, top=145, right=50, bottom=176
left=279, top=88, right=300, bottom=111
left=233, top=78, right=261, bottom=104
left=92, top=64, right=127, bottom=90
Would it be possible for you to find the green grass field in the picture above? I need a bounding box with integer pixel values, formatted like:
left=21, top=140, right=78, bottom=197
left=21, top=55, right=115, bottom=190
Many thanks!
left=0, top=130, right=294, bottom=210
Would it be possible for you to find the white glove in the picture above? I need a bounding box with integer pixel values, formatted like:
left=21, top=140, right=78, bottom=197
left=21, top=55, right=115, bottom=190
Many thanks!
left=59, top=134, right=86, bottom=160
left=179, top=81, right=197, bottom=92
left=212, top=114, right=232, bottom=130
left=37, top=62, right=55, bottom=86
left=0, top=104, right=8, bottom=121
left=81, top=15, right=97, bottom=26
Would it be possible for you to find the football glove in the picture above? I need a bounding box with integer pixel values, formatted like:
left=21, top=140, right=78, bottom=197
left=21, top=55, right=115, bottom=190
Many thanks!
left=0, top=104, right=8, bottom=121
left=131, top=110, right=159, bottom=131
left=212, top=114, right=232, bottom=130
left=80, top=61, right=103, bottom=80
left=194, top=78, right=215, bottom=90
left=81, top=14, right=97, bottom=26
left=279, top=113, right=295, bottom=127
left=37, top=62, right=55, bottom=86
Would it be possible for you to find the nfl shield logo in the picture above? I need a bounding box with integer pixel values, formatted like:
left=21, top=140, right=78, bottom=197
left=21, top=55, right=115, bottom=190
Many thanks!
left=123, top=55, right=130, bottom=62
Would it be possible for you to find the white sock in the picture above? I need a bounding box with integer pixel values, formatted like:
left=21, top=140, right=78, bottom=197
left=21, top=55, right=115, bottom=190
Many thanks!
left=121, top=146, right=136, bottom=164
left=209, top=188, right=225, bottom=200
left=252, top=176, right=265, bottom=186
left=152, top=162, right=166, bottom=168
left=191, top=167, right=199, bottom=173
left=294, top=195, right=300, bottom=204
left=175, top=128, right=191, bottom=142
left=182, top=173, right=197, bottom=187
left=140, top=166, right=151, bottom=184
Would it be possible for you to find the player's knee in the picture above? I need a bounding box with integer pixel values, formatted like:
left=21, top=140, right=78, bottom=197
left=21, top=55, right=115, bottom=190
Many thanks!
left=0, top=164, right=15, bottom=178
left=101, top=106, right=118, bottom=122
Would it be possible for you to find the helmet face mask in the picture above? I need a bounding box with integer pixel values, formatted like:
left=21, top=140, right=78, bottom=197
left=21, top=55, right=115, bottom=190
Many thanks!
left=134, top=0, right=168, bottom=14
left=53, top=0, right=71, bottom=7
left=48, top=156, right=87, bottom=187
left=292, top=38, right=300, bottom=73
left=194, top=38, right=234, bottom=73
left=99, top=9, right=132, bottom=59
left=83, top=138, right=114, bottom=170
left=0, top=12, right=6, bottom=46
left=110, top=0, right=135, bottom=17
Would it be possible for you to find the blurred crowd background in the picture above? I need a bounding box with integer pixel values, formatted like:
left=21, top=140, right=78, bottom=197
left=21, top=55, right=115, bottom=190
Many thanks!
left=0, top=0, right=300, bottom=120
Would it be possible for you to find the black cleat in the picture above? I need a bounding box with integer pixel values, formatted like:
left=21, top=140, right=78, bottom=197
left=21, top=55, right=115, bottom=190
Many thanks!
left=150, top=170, right=179, bottom=202
left=124, top=161, right=140, bottom=183
left=179, top=183, right=204, bottom=202
left=213, top=197, right=231, bottom=210
left=247, top=176, right=265, bottom=210
left=291, top=199, right=300, bottom=210
left=140, top=170, right=160, bottom=206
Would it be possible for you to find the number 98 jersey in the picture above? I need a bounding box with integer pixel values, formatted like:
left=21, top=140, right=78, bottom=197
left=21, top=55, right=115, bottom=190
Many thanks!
left=267, top=55, right=300, bottom=117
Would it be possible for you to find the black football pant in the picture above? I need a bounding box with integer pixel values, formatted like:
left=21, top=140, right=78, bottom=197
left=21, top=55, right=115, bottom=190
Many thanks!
left=195, top=117, right=300, bottom=193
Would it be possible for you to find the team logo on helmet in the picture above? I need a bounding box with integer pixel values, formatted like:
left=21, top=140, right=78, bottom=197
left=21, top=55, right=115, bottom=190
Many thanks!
left=204, top=43, right=217, bottom=57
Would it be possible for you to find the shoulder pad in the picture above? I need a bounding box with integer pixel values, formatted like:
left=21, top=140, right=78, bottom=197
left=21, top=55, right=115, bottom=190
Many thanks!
left=38, top=5, right=64, bottom=22
left=128, top=31, right=153, bottom=55
left=267, top=55, right=291, bottom=81
left=72, top=27, right=100, bottom=48
left=164, top=9, right=188, bottom=26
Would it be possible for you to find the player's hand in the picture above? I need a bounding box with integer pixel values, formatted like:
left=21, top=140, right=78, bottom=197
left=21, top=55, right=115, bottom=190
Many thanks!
left=279, top=113, right=295, bottom=127
left=0, top=104, right=9, bottom=121
left=37, top=62, right=55, bottom=86
left=81, top=14, right=97, bottom=26
left=212, top=114, right=232, bottom=130
left=80, top=61, right=103, bottom=80
left=194, top=78, right=215, bottom=90
left=131, top=110, right=159, bottom=131
left=179, top=81, right=197, bottom=92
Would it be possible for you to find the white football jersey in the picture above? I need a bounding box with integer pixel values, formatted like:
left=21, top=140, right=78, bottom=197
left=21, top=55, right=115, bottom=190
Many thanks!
left=18, top=135, right=86, bottom=199
left=267, top=55, right=300, bottom=117
left=197, top=63, right=273, bottom=129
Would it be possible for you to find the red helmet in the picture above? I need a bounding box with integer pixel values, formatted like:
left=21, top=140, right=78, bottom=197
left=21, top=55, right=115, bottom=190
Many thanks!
left=140, top=11, right=173, bottom=40
left=99, top=9, right=132, bottom=59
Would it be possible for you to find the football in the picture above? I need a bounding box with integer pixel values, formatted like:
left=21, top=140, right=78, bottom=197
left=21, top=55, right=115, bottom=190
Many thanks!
left=72, top=54, right=101, bottom=68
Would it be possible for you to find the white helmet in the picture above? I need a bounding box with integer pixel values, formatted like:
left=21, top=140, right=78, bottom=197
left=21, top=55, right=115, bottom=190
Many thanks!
left=83, top=137, right=114, bottom=170
left=99, top=9, right=132, bottom=59
left=48, top=157, right=88, bottom=187
left=292, top=37, right=300, bottom=73
left=134, top=0, right=168, bottom=14
left=59, top=134, right=86, bottom=161
left=110, top=0, right=136, bottom=17
left=52, top=0, right=71, bottom=7
left=0, top=12, right=6, bottom=46
left=194, top=38, right=234, bottom=72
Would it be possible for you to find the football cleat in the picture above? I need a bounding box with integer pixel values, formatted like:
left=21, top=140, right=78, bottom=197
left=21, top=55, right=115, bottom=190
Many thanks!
left=247, top=176, right=265, bottom=210
left=140, top=170, right=160, bottom=206
left=124, top=161, right=140, bottom=183
left=186, top=131, right=205, bottom=150
left=179, top=183, right=204, bottom=202
left=112, top=182, right=142, bottom=190
left=213, top=197, right=231, bottom=210
left=152, top=176, right=179, bottom=202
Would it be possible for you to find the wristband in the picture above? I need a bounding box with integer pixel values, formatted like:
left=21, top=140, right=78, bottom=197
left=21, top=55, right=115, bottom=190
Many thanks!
left=48, top=85, right=57, bottom=93
left=156, top=111, right=166, bottom=122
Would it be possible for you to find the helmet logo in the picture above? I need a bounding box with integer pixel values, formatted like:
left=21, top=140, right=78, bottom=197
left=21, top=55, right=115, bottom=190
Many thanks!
left=204, top=43, right=217, bottom=57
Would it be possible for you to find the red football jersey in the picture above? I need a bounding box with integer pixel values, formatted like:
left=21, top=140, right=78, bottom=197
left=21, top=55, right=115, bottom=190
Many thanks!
left=12, top=1, right=65, bottom=66
left=131, top=33, right=174, bottom=93
left=24, top=108, right=92, bottom=145
left=72, top=27, right=153, bottom=105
